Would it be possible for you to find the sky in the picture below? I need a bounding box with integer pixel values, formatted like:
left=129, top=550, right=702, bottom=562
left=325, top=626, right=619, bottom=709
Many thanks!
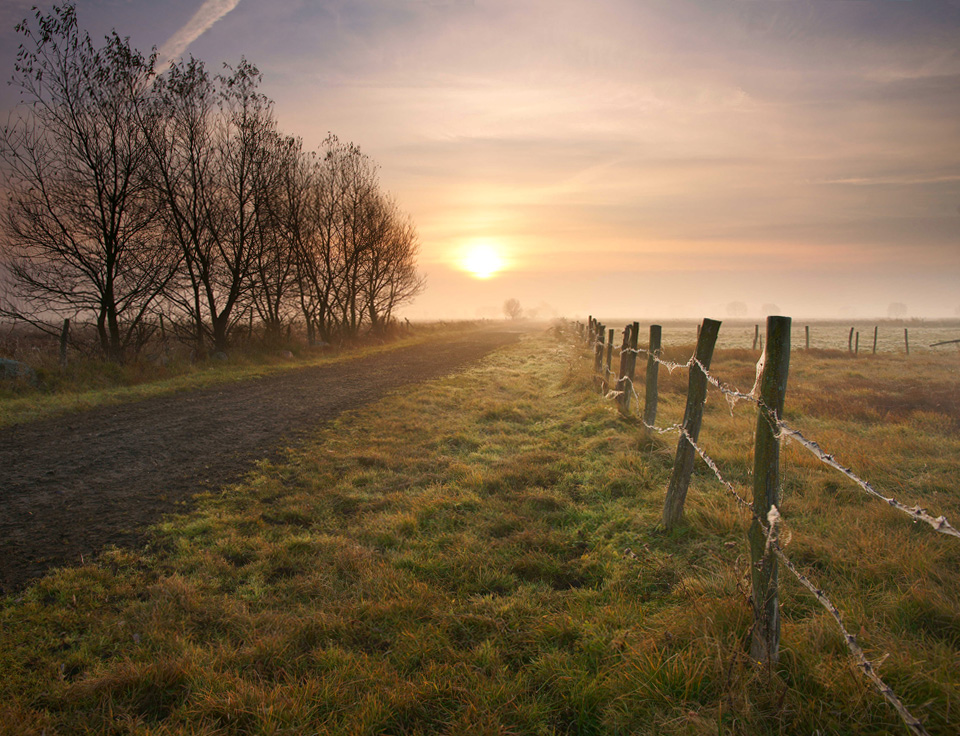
left=1, top=0, right=958, bottom=320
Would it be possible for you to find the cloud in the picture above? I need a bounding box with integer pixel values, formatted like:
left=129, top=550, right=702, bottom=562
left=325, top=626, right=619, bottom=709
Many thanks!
left=157, top=0, right=243, bottom=69
left=820, top=175, right=960, bottom=187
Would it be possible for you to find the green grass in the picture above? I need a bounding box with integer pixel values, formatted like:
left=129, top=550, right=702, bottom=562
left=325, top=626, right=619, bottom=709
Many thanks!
left=1, top=327, right=958, bottom=734
left=0, top=322, right=481, bottom=429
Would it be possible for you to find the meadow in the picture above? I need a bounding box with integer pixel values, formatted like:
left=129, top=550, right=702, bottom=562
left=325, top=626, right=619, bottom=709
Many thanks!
left=1, top=324, right=958, bottom=734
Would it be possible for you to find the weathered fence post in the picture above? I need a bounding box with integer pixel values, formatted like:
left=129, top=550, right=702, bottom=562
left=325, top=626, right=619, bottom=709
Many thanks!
left=873, top=326, right=878, bottom=354
left=662, top=318, right=722, bottom=529
left=643, top=324, right=662, bottom=428
left=749, top=315, right=791, bottom=666
left=59, top=318, right=70, bottom=369
left=753, top=324, right=759, bottom=350
left=805, top=325, right=810, bottom=350
left=848, top=326, right=854, bottom=353
left=855, top=331, right=860, bottom=354
left=904, top=328, right=910, bottom=355
left=618, top=322, right=640, bottom=414
left=594, top=324, right=605, bottom=375
left=617, top=324, right=630, bottom=411
left=604, top=328, right=614, bottom=391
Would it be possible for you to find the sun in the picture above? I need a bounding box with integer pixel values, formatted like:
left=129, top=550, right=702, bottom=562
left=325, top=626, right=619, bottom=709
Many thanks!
left=462, top=243, right=504, bottom=279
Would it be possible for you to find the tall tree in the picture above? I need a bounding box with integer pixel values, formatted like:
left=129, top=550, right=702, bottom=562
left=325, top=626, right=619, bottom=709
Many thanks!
left=141, top=55, right=217, bottom=353
left=145, top=57, right=277, bottom=353
left=0, top=3, right=175, bottom=360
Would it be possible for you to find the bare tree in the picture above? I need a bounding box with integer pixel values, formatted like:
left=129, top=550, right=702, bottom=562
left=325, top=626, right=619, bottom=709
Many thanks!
left=293, top=138, right=347, bottom=344
left=888, top=302, right=908, bottom=319
left=504, top=298, right=522, bottom=320
left=250, top=132, right=302, bottom=345
left=141, top=55, right=216, bottom=353
left=2, top=6, right=427, bottom=360
left=0, top=3, right=176, bottom=360
left=726, top=301, right=748, bottom=318
left=145, top=57, right=278, bottom=354
left=359, top=196, right=424, bottom=332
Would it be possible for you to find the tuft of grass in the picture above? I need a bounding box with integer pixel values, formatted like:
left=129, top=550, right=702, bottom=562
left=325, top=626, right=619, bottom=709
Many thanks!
left=1, top=326, right=958, bottom=734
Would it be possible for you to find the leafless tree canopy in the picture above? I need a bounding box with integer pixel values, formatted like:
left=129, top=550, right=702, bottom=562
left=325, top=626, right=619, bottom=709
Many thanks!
left=0, top=3, right=424, bottom=361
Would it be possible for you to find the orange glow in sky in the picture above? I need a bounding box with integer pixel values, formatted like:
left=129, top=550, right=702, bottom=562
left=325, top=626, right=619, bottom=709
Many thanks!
left=9, top=1, right=956, bottom=319
left=461, top=242, right=505, bottom=279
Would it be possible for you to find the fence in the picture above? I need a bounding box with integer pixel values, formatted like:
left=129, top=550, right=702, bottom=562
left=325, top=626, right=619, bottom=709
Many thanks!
left=576, top=315, right=959, bottom=736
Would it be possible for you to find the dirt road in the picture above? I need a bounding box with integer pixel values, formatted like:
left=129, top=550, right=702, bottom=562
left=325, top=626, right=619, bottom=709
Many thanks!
left=0, top=329, right=521, bottom=592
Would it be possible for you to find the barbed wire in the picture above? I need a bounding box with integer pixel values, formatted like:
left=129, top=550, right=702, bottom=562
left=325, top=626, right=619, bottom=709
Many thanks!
left=674, top=419, right=931, bottom=736
left=584, top=337, right=934, bottom=735
left=589, top=326, right=959, bottom=540
left=770, top=542, right=930, bottom=736
left=620, top=377, right=686, bottom=434
left=678, top=426, right=754, bottom=514
left=691, top=356, right=763, bottom=409
left=776, top=420, right=960, bottom=540
left=598, top=330, right=960, bottom=542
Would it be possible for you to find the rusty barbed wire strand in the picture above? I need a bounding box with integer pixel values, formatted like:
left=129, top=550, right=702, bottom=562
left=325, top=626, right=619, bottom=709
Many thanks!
left=582, top=335, right=934, bottom=735
left=620, top=377, right=686, bottom=434
left=678, top=426, right=754, bottom=514
left=691, top=356, right=762, bottom=408
left=672, top=421, right=932, bottom=736
left=776, top=420, right=960, bottom=540
left=770, top=543, right=931, bottom=736
left=592, top=328, right=958, bottom=539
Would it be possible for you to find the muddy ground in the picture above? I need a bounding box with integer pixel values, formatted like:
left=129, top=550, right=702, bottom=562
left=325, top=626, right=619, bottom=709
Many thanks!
left=0, top=329, right=521, bottom=593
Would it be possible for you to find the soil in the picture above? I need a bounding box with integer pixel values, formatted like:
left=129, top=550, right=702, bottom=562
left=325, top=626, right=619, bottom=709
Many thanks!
left=0, top=328, right=522, bottom=593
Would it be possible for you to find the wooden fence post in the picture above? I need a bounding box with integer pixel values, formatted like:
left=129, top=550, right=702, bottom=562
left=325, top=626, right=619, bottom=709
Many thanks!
left=904, top=328, right=910, bottom=355
left=662, top=318, right=722, bottom=529
left=848, top=326, right=854, bottom=353
left=604, top=328, right=614, bottom=391
left=617, top=324, right=630, bottom=411
left=594, top=324, right=605, bottom=375
left=753, top=324, right=759, bottom=350
left=855, top=331, right=859, bottom=354
left=59, top=318, right=70, bottom=369
left=873, top=326, right=878, bottom=354
left=619, top=322, right=640, bottom=414
left=749, top=316, right=791, bottom=666
left=805, top=325, right=809, bottom=350
left=643, top=324, right=662, bottom=428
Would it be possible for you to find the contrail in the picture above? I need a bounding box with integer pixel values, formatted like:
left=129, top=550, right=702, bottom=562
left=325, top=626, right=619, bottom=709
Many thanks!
left=157, top=0, right=243, bottom=69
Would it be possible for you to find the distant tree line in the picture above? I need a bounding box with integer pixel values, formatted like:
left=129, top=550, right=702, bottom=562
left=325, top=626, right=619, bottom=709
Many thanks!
left=0, top=3, right=423, bottom=361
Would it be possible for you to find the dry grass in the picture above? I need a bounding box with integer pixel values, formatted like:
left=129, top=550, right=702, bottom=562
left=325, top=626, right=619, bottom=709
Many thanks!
left=0, top=326, right=957, bottom=734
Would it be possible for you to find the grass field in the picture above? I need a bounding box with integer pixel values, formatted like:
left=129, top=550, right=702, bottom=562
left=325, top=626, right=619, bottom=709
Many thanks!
left=1, top=325, right=958, bottom=734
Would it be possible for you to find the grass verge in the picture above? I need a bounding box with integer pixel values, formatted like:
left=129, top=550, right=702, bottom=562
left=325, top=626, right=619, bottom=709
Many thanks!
left=1, top=327, right=957, bottom=734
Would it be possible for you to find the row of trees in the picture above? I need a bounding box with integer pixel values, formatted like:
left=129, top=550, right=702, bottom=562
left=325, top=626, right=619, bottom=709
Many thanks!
left=0, top=4, right=423, bottom=361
